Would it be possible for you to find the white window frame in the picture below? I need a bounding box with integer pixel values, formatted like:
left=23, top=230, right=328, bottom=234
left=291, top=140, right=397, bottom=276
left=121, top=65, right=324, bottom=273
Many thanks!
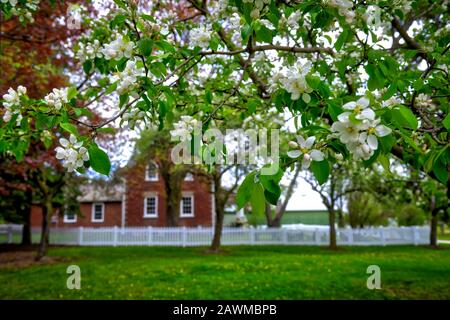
left=63, top=212, right=77, bottom=223
left=145, top=161, right=159, bottom=181
left=184, top=173, right=194, bottom=181
left=180, top=194, right=195, bottom=218
left=143, top=195, right=158, bottom=218
left=91, top=202, right=105, bottom=223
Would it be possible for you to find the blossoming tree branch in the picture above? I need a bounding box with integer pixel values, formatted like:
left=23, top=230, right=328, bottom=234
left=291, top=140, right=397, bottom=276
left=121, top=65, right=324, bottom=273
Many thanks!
left=0, top=0, right=448, bottom=215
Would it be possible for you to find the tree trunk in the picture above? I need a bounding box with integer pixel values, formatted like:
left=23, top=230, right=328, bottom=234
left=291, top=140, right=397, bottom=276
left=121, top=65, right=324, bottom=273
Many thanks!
left=430, top=195, right=438, bottom=247
left=268, top=215, right=282, bottom=228
left=210, top=174, right=224, bottom=252
left=328, top=207, right=337, bottom=250
left=430, top=211, right=438, bottom=247
left=210, top=206, right=224, bottom=252
left=36, top=198, right=52, bottom=261
left=21, top=189, right=32, bottom=246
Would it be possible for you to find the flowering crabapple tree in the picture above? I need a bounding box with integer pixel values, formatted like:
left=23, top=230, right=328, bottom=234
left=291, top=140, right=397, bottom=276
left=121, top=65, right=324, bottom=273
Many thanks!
left=0, top=0, right=449, bottom=225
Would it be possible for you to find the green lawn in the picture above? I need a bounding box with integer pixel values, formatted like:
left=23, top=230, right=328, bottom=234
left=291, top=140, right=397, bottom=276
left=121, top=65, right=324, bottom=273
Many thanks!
left=1, top=245, right=449, bottom=299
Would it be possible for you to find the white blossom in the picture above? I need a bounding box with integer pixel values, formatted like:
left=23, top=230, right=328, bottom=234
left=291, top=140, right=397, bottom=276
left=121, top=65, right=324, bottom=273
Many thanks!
left=331, top=120, right=365, bottom=144
left=76, top=39, right=103, bottom=62
left=415, top=93, right=433, bottom=108
left=338, top=97, right=375, bottom=122
left=2, top=86, right=27, bottom=124
left=55, top=135, right=89, bottom=172
left=190, top=26, right=213, bottom=49
left=327, top=0, right=355, bottom=23
left=287, top=135, right=325, bottom=169
left=44, top=88, right=69, bottom=111
left=170, top=116, right=200, bottom=141
left=382, top=96, right=402, bottom=108
left=102, top=35, right=134, bottom=60
left=346, top=132, right=374, bottom=161
left=111, top=59, right=142, bottom=94
left=278, top=61, right=313, bottom=102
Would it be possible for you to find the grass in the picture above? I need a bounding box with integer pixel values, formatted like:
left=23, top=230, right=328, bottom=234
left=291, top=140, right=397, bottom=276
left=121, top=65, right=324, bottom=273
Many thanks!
left=224, top=210, right=329, bottom=226
left=0, top=245, right=449, bottom=300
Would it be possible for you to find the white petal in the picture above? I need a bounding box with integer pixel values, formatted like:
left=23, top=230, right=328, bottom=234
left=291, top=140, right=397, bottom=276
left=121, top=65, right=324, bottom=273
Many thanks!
left=342, top=101, right=356, bottom=110
left=59, top=138, right=69, bottom=147
left=287, top=150, right=301, bottom=158
left=357, top=97, right=370, bottom=108
left=301, top=157, right=311, bottom=169
left=310, top=149, right=325, bottom=161
left=367, top=134, right=378, bottom=150
left=69, top=134, right=77, bottom=144
left=375, top=124, right=391, bottom=137
left=296, top=135, right=306, bottom=146
left=337, top=112, right=351, bottom=122
left=357, top=108, right=375, bottom=120
left=73, top=141, right=83, bottom=149
left=303, top=136, right=316, bottom=149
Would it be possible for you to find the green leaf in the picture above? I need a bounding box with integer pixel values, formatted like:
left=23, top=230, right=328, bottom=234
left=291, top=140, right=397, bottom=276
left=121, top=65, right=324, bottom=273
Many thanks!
left=96, top=127, right=116, bottom=134
left=392, top=105, right=418, bottom=130
left=443, top=113, right=450, bottom=131
left=83, top=60, right=92, bottom=74
left=240, top=24, right=253, bottom=44
left=379, top=134, right=396, bottom=153
left=67, top=87, right=78, bottom=100
left=60, top=123, right=78, bottom=136
left=264, top=188, right=281, bottom=206
left=255, top=25, right=274, bottom=43
left=250, top=183, right=265, bottom=216
left=310, top=160, right=330, bottom=185
left=88, top=145, right=111, bottom=176
left=236, top=172, right=256, bottom=209
left=433, top=156, right=448, bottom=184
left=334, top=28, right=349, bottom=51
left=138, top=38, right=153, bottom=56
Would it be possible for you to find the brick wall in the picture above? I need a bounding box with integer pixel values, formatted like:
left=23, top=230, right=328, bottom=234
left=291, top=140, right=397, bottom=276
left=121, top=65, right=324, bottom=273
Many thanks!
left=30, top=202, right=122, bottom=228
left=125, top=162, right=213, bottom=227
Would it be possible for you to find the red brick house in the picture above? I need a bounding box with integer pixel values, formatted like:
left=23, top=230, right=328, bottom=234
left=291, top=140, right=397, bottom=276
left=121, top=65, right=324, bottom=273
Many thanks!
left=30, top=159, right=214, bottom=228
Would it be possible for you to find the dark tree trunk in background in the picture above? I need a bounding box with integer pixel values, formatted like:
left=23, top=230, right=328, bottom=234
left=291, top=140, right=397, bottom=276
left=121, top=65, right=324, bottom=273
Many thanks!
left=430, top=212, right=438, bottom=247
left=36, top=197, right=52, bottom=261
left=21, top=189, right=32, bottom=246
left=210, top=174, right=224, bottom=252
left=210, top=206, right=224, bottom=252
left=328, top=206, right=337, bottom=250
left=430, top=195, right=438, bottom=247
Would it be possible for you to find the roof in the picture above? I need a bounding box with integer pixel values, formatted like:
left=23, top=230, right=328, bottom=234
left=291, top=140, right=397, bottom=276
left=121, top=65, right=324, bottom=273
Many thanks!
left=78, top=183, right=124, bottom=203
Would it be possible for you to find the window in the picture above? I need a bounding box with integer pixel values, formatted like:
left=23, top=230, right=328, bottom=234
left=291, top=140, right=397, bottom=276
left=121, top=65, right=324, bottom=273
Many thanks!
left=91, top=203, right=104, bottom=222
left=180, top=195, right=194, bottom=217
left=145, top=161, right=158, bottom=181
left=63, top=212, right=77, bottom=223
left=144, top=196, right=158, bottom=218
left=184, top=173, right=194, bottom=181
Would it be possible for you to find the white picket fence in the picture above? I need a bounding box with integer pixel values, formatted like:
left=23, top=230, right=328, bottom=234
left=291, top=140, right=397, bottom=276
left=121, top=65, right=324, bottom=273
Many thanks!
left=0, top=224, right=430, bottom=246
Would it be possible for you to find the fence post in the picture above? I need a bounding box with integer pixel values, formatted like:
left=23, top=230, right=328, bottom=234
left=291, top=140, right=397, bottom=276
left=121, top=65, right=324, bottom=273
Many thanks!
left=380, top=228, right=386, bottom=246
left=315, top=228, right=321, bottom=245
left=7, top=225, right=13, bottom=244
left=413, top=226, right=419, bottom=245
left=113, top=226, right=118, bottom=247
left=148, top=226, right=152, bottom=245
left=78, top=227, right=83, bottom=246
left=182, top=226, right=187, bottom=247
left=250, top=228, right=255, bottom=245
left=282, top=228, right=288, bottom=245
left=348, top=228, right=353, bottom=245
